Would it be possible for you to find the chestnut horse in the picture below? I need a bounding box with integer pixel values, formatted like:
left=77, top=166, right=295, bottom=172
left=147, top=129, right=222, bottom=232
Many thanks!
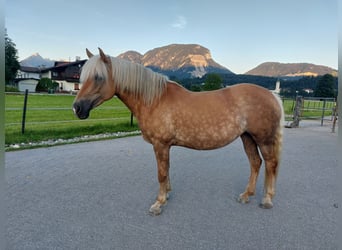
left=73, top=48, right=284, bottom=215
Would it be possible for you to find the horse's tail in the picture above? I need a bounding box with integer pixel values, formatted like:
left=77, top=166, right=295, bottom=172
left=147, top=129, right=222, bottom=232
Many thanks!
left=272, top=93, right=284, bottom=179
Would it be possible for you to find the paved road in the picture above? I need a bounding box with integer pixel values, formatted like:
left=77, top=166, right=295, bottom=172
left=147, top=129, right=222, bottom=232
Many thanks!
left=6, top=122, right=338, bottom=249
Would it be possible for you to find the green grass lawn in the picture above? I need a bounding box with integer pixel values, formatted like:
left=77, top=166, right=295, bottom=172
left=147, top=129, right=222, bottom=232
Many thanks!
left=282, top=98, right=334, bottom=119
left=5, top=93, right=335, bottom=147
left=5, top=93, right=138, bottom=146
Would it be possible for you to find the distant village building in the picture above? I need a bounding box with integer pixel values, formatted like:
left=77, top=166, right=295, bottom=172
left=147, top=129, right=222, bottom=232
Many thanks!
left=272, top=79, right=281, bottom=94
left=15, top=66, right=41, bottom=92
left=303, top=88, right=314, bottom=94
left=15, top=59, right=87, bottom=93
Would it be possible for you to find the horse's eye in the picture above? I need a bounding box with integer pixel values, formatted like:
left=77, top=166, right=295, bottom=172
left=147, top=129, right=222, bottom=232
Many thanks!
left=94, top=74, right=104, bottom=83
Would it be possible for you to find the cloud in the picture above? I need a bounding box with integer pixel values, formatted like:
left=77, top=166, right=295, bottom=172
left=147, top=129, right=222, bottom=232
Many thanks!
left=172, top=15, right=187, bottom=29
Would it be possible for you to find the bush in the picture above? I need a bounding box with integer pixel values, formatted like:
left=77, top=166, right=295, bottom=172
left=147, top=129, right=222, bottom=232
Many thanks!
left=36, top=78, right=59, bottom=92
left=36, top=78, right=51, bottom=92
left=5, top=85, right=19, bottom=92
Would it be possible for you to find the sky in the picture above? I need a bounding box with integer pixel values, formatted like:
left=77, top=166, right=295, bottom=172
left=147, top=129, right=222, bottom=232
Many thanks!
left=5, top=0, right=338, bottom=74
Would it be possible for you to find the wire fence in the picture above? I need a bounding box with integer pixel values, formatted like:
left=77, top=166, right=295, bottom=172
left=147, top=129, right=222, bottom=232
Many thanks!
left=283, top=96, right=337, bottom=129
left=6, top=91, right=337, bottom=136
left=5, top=90, right=135, bottom=135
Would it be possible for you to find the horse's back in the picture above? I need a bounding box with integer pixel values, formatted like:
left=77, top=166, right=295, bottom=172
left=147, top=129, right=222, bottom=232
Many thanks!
left=224, top=83, right=275, bottom=99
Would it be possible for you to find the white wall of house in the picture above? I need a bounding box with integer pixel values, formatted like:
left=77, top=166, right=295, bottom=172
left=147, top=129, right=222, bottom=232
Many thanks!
left=56, top=80, right=78, bottom=92
left=16, top=70, right=40, bottom=80
left=41, top=70, right=51, bottom=79
left=18, top=79, right=39, bottom=92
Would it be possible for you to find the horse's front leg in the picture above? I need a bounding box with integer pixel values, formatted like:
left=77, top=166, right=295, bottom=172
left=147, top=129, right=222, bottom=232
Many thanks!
left=149, top=143, right=171, bottom=216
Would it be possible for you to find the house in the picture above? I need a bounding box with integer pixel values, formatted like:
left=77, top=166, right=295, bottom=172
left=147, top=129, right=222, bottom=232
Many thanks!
left=15, top=59, right=87, bottom=93
left=15, top=66, right=41, bottom=92
left=43, top=59, right=87, bottom=92
left=303, top=88, right=314, bottom=94
left=271, top=79, right=281, bottom=94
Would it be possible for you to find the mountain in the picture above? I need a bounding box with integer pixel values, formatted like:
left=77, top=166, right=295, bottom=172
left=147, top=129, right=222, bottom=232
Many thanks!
left=245, top=62, right=337, bottom=77
left=118, top=44, right=233, bottom=78
left=20, top=53, right=55, bottom=68
left=118, top=50, right=143, bottom=64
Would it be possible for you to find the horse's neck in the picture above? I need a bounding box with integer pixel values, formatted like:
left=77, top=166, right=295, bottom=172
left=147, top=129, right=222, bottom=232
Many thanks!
left=115, top=91, right=149, bottom=120
left=115, top=81, right=185, bottom=120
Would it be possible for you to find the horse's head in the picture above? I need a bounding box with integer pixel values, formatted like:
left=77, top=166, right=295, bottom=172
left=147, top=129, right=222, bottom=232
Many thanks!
left=73, top=48, right=115, bottom=119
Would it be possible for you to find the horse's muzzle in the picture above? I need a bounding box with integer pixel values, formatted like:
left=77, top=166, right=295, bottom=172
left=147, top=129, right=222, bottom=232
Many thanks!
left=73, top=100, right=92, bottom=119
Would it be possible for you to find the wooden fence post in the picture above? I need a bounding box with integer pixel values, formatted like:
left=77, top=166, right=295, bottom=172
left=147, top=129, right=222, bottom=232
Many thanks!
left=320, top=98, right=327, bottom=126
left=289, top=96, right=303, bottom=128
left=21, top=89, right=29, bottom=134
left=332, top=100, right=338, bottom=133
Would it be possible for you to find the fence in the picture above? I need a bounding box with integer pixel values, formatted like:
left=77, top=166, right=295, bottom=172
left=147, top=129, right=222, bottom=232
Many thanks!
left=5, top=91, right=135, bottom=138
left=6, top=92, right=338, bottom=141
left=285, top=96, right=337, bottom=129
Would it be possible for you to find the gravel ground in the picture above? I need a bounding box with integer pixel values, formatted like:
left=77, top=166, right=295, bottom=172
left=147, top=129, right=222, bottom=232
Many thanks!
left=5, top=131, right=141, bottom=151
left=5, top=120, right=338, bottom=249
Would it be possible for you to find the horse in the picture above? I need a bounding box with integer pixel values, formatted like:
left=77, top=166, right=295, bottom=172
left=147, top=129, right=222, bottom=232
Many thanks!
left=73, top=48, right=284, bottom=215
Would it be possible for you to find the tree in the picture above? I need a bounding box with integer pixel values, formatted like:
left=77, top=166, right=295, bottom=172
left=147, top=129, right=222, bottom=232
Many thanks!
left=202, top=73, right=223, bottom=91
left=5, top=30, right=20, bottom=84
left=190, top=84, right=202, bottom=92
left=314, top=74, right=336, bottom=97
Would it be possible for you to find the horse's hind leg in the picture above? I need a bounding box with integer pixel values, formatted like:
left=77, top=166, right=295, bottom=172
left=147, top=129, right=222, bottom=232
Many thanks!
left=259, top=142, right=281, bottom=209
left=238, top=133, right=262, bottom=204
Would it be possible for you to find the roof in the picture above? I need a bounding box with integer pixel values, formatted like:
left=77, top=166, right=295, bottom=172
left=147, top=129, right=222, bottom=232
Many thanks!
left=19, top=66, right=41, bottom=73
left=53, top=60, right=87, bottom=69
left=14, top=77, right=40, bottom=83
left=40, top=60, right=87, bottom=72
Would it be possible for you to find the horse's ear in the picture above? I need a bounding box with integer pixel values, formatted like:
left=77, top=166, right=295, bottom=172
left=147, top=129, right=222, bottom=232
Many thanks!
left=86, top=48, right=94, bottom=58
left=98, top=48, right=110, bottom=64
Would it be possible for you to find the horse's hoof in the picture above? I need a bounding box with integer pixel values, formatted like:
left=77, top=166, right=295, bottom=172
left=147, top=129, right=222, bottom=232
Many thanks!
left=237, top=194, right=249, bottom=204
left=149, top=205, right=162, bottom=216
left=259, top=203, right=273, bottom=209
left=259, top=199, right=273, bottom=209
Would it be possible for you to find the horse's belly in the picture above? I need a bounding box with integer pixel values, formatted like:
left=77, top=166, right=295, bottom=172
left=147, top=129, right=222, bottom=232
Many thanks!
left=174, top=124, right=241, bottom=150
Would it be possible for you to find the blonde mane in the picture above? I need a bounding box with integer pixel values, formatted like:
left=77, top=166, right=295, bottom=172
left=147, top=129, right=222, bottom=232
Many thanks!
left=80, top=55, right=168, bottom=105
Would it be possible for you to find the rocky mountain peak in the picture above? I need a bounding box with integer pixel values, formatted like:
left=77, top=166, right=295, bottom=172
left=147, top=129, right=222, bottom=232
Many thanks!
left=117, top=50, right=143, bottom=64
left=246, top=62, right=337, bottom=77
left=20, top=53, right=55, bottom=68
left=117, top=44, right=233, bottom=78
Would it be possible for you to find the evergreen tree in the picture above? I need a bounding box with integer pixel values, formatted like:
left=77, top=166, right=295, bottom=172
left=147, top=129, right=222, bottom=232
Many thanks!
left=202, top=73, right=223, bottom=91
left=314, top=74, right=335, bottom=97
left=5, top=30, right=20, bottom=84
left=190, top=84, right=202, bottom=92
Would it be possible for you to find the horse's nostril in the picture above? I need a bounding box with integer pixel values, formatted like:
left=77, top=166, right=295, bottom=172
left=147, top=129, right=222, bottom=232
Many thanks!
left=72, top=98, right=96, bottom=120
left=73, top=101, right=90, bottom=119
left=73, top=103, right=81, bottom=115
